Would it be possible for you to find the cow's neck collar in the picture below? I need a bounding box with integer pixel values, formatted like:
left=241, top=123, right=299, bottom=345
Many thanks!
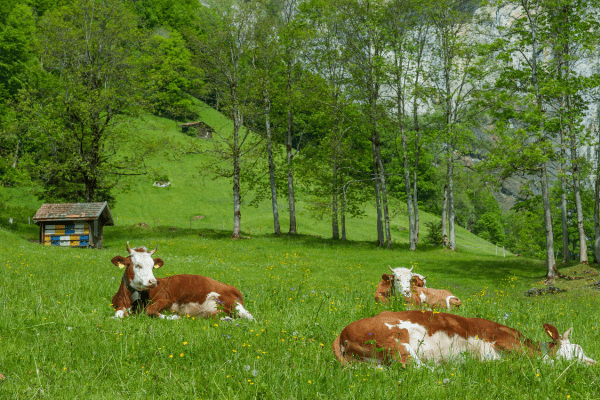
left=122, top=273, right=142, bottom=303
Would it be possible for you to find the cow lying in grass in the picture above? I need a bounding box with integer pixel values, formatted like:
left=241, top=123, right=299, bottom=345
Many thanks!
left=377, top=266, right=460, bottom=310
left=110, top=242, right=254, bottom=320
left=332, top=310, right=596, bottom=367
left=375, top=266, right=425, bottom=303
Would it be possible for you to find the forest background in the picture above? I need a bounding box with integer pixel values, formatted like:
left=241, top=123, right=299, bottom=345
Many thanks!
left=2, top=0, right=600, bottom=279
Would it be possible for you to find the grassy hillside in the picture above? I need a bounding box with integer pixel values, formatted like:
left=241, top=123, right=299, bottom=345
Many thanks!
left=1, top=101, right=506, bottom=257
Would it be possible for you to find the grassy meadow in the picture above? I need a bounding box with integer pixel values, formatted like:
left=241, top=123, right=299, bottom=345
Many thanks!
left=2, top=223, right=600, bottom=399
left=2, top=106, right=600, bottom=399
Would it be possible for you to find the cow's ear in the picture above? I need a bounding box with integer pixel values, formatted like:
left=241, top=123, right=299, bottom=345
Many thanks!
left=543, top=324, right=561, bottom=342
left=382, top=274, right=391, bottom=282
left=153, top=258, right=164, bottom=269
left=111, top=256, right=131, bottom=269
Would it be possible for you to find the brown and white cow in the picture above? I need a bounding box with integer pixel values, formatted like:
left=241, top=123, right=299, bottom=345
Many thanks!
left=374, top=273, right=426, bottom=304
left=332, top=310, right=596, bottom=367
left=110, top=242, right=253, bottom=320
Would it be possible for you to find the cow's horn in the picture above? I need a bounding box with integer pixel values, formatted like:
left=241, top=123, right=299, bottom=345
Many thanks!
left=423, top=276, right=428, bottom=280
left=149, top=245, right=158, bottom=255
left=388, top=265, right=394, bottom=272
left=563, top=327, right=572, bottom=341
left=409, top=266, right=413, bottom=272
left=126, top=241, right=132, bottom=254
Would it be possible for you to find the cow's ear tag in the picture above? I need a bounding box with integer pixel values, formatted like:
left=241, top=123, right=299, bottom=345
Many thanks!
left=118, top=263, right=125, bottom=269
left=153, top=264, right=160, bottom=269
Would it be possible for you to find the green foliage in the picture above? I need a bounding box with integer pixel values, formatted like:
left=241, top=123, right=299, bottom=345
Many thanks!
left=129, top=0, right=200, bottom=31
left=16, top=0, right=151, bottom=203
left=424, top=219, right=443, bottom=245
left=473, top=212, right=505, bottom=245
left=0, top=1, right=36, bottom=97
left=141, top=29, right=204, bottom=120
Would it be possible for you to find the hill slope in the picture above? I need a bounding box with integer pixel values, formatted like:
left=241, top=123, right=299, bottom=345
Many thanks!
left=1, top=101, right=501, bottom=255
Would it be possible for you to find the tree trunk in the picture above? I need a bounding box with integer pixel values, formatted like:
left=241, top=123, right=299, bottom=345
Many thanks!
left=402, top=127, right=415, bottom=250
left=447, top=155, right=456, bottom=250
left=595, top=139, right=600, bottom=263
left=442, top=183, right=448, bottom=247
left=341, top=192, right=347, bottom=241
left=332, top=160, right=339, bottom=239
left=571, top=134, right=588, bottom=264
left=560, top=139, right=569, bottom=262
left=541, top=163, right=557, bottom=278
left=286, top=101, right=297, bottom=234
left=264, top=90, right=281, bottom=235
left=413, top=157, right=419, bottom=245
left=232, top=107, right=242, bottom=239
left=377, top=149, right=392, bottom=249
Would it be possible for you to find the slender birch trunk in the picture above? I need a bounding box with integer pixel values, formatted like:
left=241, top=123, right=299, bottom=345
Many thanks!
left=232, top=107, right=242, bottom=239
left=447, top=155, right=456, bottom=250
left=286, top=64, right=297, bottom=235
left=332, top=160, right=339, bottom=239
left=341, top=193, right=347, bottom=241
left=560, top=134, right=569, bottom=262
left=442, top=183, right=448, bottom=246
left=377, top=148, right=392, bottom=249
left=595, top=138, right=600, bottom=263
left=264, top=90, right=280, bottom=235
left=541, top=163, right=557, bottom=276
left=286, top=107, right=297, bottom=235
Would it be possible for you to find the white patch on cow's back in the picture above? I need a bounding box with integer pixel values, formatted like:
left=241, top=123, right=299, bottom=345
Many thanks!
left=235, top=303, right=254, bottom=321
left=170, top=292, right=221, bottom=317
left=385, top=319, right=500, bottom=363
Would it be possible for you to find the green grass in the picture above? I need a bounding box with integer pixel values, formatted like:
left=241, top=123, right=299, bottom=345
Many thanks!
left=1, top=224, right=600, bottom=399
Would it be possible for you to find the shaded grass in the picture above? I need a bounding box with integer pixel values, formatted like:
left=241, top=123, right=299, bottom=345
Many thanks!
left=1, top=226, right=600, bottom=399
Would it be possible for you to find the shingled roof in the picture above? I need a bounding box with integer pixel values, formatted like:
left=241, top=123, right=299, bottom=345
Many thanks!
left=33, top=202, right=114, bottom=226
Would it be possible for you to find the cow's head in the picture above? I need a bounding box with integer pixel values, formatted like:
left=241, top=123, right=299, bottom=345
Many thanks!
left=543, top=324, right=597, bottom=365
left=111, top=242, right=164, bottom=291
left=388, top=266, right=413, bottom=297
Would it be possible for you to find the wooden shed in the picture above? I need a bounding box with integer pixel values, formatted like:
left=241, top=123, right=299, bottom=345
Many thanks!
left=33, top=202, right=114, bottom=249
left=178, top=121, right=214, bottom=138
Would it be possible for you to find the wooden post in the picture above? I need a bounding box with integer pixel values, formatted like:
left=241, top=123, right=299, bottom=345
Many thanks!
left=496, top=244, right=497, bottom=256
left=503, top=246, right=505, bottom=257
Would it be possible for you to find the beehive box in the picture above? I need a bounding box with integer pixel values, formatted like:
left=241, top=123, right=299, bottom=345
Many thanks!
left=43, top=223, right=90, bottom=247
left=33, top=202, right=114, bottom=249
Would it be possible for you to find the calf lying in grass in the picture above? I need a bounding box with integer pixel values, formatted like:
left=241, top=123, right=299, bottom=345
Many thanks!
left=110, top=242, right=254, bottom=320
left=332, top=310, right=596, bottom=367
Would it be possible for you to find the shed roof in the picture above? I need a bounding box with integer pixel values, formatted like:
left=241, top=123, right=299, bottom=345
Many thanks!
left=178, top=121, right=213, bottom=128
left=33, top=202, right=114, bottom=226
